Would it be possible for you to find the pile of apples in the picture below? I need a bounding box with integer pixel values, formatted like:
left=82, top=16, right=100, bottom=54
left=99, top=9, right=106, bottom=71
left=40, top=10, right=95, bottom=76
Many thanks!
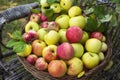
left=18, top=0, right=108, bottom=78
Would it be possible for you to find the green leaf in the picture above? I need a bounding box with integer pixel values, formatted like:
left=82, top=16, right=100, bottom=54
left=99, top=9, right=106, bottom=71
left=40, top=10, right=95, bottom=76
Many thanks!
left=13, top=41, right=26, bottom=53
left=6, top=39, right=18, bottom=47
left=84, top=7, right=94, bottom=15
left=12, top=31, right=23, bottom=40
left=96, top=23, right=106, bottom=32
left=100, top=14, right=112, bottom=23
left=110, top=0, right=120, bottom=3
left=30, top=9, right=41, bottom=14
left=43, top=8, right=54, bottom=19
left=116, top=4, right=120, bottom=14
left=47, top=0, right=59, bottom=4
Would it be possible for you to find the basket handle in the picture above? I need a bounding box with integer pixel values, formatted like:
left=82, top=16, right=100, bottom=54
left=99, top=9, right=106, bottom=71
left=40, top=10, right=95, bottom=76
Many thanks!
left=0, top=2, right=39, bottom=57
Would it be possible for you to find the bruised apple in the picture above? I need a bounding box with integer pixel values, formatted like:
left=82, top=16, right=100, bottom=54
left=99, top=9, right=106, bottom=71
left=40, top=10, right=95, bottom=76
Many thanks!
left=26, top=54, right=38, bottom=65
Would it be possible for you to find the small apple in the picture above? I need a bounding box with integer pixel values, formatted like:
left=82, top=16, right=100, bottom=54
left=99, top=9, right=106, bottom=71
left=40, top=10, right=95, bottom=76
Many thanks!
left=37, top=28, right=48, bottom=41
left=17, top=44, right=32, bottom=57
left=48, top=60, right=67, bottom=78
left=55, top=14, right=70, bottom=29
left=68, top=6, right=82, bottom=17
left=26, top=54, right=38, bottom=65
left=58, top=29, right=68, bottom=43
left=60, top=0, right=73, bottom=10
left=35, top=57, right=48, bottom=70
left=44, top=30, right=60, bottom=45
left=67, top=57, right=83, bottom=76
left=23, top=33, right=31, bottom=42
left=50, top=3, right=61, bottom=13
left=66, top=26, right=83, bottom=43
left=57, top=42, right=74, bottom=60
left=82, top=52, right=100, bottom=69
left=102, top=35, right=106, bottom=42
left=47, top=21, right=59, bottom=31
left=69, top=15, right=86, bottom=29
left=40, top=13, right=48, bottom=22
left=32, top=40, right=46, bottom=56
left=30, top=14, right=40, bottom=23
left=85, top=38, right=102, bottom=53
left=79, top=31, right=89, bottom=44
left=42, top=45, right=58, bottom=62
left=98, top=52, right=105, bottom=61
left=101, top=42, right=108, bottom=52
left=90, top=31, right=103, bottom=41
left=41, top=21, right=49, bottom=28
left=71, top=43, right=84, bottom=58
left=25, top=21, right=40, bottom=33
left=40, top=0, right=49, bottom=7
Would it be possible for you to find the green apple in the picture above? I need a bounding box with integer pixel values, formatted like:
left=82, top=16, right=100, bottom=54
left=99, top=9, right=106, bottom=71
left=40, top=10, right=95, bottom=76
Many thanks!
left=25, top=21, right=39, bottom=33
left=44, top=30, right=60, bottom=45
left=50, top=3, right=61, bottom=13
left=58, top=29, right=68, bottom=43
left=55, top=14, right=70, bottom=29
left=69, top=15, right=86, bottom=29
left=17, top=44, right=32, bottom=57
left=101, top=42, right=108, bottom=52
left=98, top=52, right=105, bottom=61
left=71, top=43, right=84, bottom=58
left=60, top=0, right=73, bottom=10
left=85, top=38, right=102, bottom=53
left=102, top=35, right=106, bottom=42
left=82, top=52, right=100, bottom=69
left=67, top=57, right=83, bottom=76
left=68, top=6, right=82, bottom=17
left=37, top=28, right=48, bottom=41
left=80, top=31, right=89, bottom=44
left=40, top=0, right=49, bottom=7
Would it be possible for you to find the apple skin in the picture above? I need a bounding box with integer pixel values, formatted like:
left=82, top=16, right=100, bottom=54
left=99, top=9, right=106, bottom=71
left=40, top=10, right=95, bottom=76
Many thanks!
left=32, top=40, right=46, bottom=56
left=17, top=44, right=32, bottom=57
left=25, top=21, right=40, bottom=33
left=55, top=14, right=70, bottom=29
left=26, top=54, right=38, bottom=65
left=48, top=60, right=67, bottom=78
left=71, top=43, right=84, bottom=58
left=30, top=14, right=40, bottom=23
left=67, top=57, right=83, bottom=76
left=44, top=30, right=60, bottom=45
left=68, top=6, right=82, bottom=17
left=35, top=57, right=48, bottom=70
left=82, top=52, right=100, bottom=69
left=47, top=21, right=59, bottom=31
left=60, top=0, right=73, bottom=10
left=40, top=0, right=49, bottom=7
left=42, top=45, right=58, bottom=62
left=39, top=13, right=48, bottom=22
left=37, top=28, right=48, bottom=41
left=85, top=38, right=102, bottom=53
left=69, top=15, right=86, bottom=29
left=102, top=35, right=106, bottom=42
left=23, top=33, right=31, bottom=42
left=79, top=31, right=89, bottom=44
left=57, top=42, right=74, bottom=60
left=90, top=31, right=103, bottom=41
left=66, top=26, right=83, bottom=43
left=101, top=42, right=108, bottom=52
left=41, top=21, right=49, bottom=28
left=50, top=3, right=61, bottom=13
left=58, top=29, right=68, bottom=43
left=98, top=52, right=105, bottom=61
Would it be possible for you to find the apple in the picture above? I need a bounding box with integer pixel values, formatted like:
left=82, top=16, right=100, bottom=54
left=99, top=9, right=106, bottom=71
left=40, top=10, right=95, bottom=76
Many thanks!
left=79, top=31, right=89, bottom=44
left=42, top=45, right=58, bottom=62
left=85, top=38, right=102, bottom=53
left=102, top=35, right=106, bottom=42
left=68, top=6, right=82, bottom=17
left=66, top=26, right=83, bottom=43
left=37, top=28, right=48, bottom=41
left=23, top=33, right=31, bottom=42
left=67, top=57, right=83, bottom=76
left=41, top=21, right=49, bottom=28
left=35, top=57, right=48, bottom=70
left=90, top=31, right=103, bottom=41
left=17, top=44, right=32, bottom=57
left=101, top=42, right=108, bottom=52
left=30, top=14, right=40, bottom=23
left=26, top=54, right=38, bottom=65
left=55, top=14, right=70, bottom=29
left=60, top=0, right=73, bottom=10
left=48, top=60, right=67, bottom=78
left=47, top=21, right=59, bottom=31
left=50, top=3, right=61, bottom=13
left=44, top=30, right=60, bottom=45
left=71, top=43, right=84, bottom=58
left=40, top=0, right=49, bottom=7
left=82, top=52, right=100, bottom=69
left=32, top=40, right=46, bottom=56
left=69, top=15, right=86, bottom=29
left=98, top=52, right=105, bottom=61
left=57, top=42, right=74, bottom=60
left=58, top=29, right=68, bottom=43
left=25, top=21, right=40, bottom=33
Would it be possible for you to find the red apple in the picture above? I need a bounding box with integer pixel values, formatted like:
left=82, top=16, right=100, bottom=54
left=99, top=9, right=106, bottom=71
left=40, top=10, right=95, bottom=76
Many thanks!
left=32, top=40, right=46, bottom=56
left=66, top=26, right=83, bottom=43
left=48, top=60, right=67, bottom=78
left=40, top=13, right=48, bottom=21
left=47, top=21, right=59, bottom=31
left=42, top=45, right=58, bottom=62
left=57, top=42, right=74, bottom=60
left=26, top=54, right=38, bottom=65
left=35, top=57, right=48, bottom=70
left=23, top=33, right=31, bottom=42
left=30, top=14, right=40, bottom=23
left=41, top=21, right=49, bottom=28
left=90, top=31, right=103, bottom=41
left=28, top=30, right=38, bottom=41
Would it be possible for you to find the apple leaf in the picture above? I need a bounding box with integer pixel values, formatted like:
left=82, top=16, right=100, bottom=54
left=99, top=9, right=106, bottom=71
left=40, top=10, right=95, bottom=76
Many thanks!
left=84, top=7, right=94, bottom=15
left=100, top=14, right=112, bottom=23
left=43, top=8, right=54, bottom=20
left=47, top=0, right=59, bottom=4
left=30, top=9, right=41, bottom=14
left=12, top=31, right=24, bottom=40
left=116, top=4, right=120, bottom=14
left=6, top=39, right=18, bottom=48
